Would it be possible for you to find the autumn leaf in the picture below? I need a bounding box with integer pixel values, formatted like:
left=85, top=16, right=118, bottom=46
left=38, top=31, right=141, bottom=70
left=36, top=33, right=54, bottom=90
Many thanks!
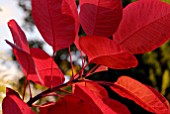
left=80, top=0, right=122, bottom=37
left=110, top=76, right=169, bottom=114
left=113, top=0, right=170, bottom=54
left=72, top=81, right=108, bottom=98
left=39, top=95, right=90, bottom=114
left=79, top=36, right=138, bottom=69
left=32, top=0, right=79, bottom=52
left=8, top=19, right=30, bottom=53
left=6, top=41, right=65, bottom=87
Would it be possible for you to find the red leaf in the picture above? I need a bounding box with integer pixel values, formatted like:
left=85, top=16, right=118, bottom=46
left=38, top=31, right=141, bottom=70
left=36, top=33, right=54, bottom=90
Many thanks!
left=74, top=84, right=118, bottom=114
left=110, top=76, right=169, bottom=114
left=73, top=82, right=130, bottom=113
left=8, top=20, right=30, bottom=53
left=6, top=88, right=20, bottom=98
left=6, top=41, right=37, bottom=76
left=147, top=86, right=169, bottom=109
left=72, top=81, right=108, bottom=98
left=79, top=36, right=138, bottom=69
left=80, top=0, right=122, bottom=37
left=39, top=95, right=90, bottom=114
left=86, top=65, right=108, bottom=76
left=32, top=0, right=79, bottom=52
left=102, top=98, right=131, bottom=114
left=113, top=0, right=170, bottom=54
left=30, top=48, right=65, bottom=87
left=6, top=41, right=64, bottom=87
left=2, top=88, right=35, bottom=114
left=93, top=65, right=108, bottom=73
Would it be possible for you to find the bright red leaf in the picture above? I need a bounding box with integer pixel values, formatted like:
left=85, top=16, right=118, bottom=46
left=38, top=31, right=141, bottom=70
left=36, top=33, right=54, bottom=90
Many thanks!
left=79, top=36, right=138, bottom=69
left=87, top=65, right=108, bottom=76
left=93, top=65, right=108, bottom=73
left=6, top=41, right=36, bottom=76
left=39, top=95, right=91, bottom=114
left=110, top=76, right=169, bottom=114
left=79, top=0, right=122, bottom=37
left=6, top=41, right=64, bottom=87
left=2, top=88, right=35, bottom=114
left=32, top=0, right=79, bottom=52
left=30, top=48, right=65, bottom=87
left=7, top=20, right=65, bottom=87
left=8, top=20, right=30, bottom=53
left=113, top=0, right=170, bottom=54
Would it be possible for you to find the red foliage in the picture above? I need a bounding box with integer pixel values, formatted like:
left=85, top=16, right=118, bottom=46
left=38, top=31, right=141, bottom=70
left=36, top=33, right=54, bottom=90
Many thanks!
left=2, top=0, right=170, bottom=113
left=39, top=95, right=91, bottom=114
left=79, top=36, right=138, bottom=69
left=113, top=0, right=170, bottom=54
left=6, top=20, right=65, bottom=87
left=32, top=0, right=79, bottom=52
left=79, top=0, right=122, bottom=37
left=2, top=88, right=35, bottom=114
left=110, top=76, right=169, bottom=114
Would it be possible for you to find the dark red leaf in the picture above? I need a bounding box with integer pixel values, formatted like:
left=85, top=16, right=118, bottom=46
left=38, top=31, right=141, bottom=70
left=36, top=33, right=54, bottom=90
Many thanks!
left=72, top=81, right=108, bottom=98
left=79, top=36, right=138, bottom=69
left=8, top=20, right=30, bottom=53
left=110, top=76, right=169, bottom=114
left=74, top=84, right=118, bottom=114
left=39, top=95, right=90, bottom=114
left=32, top=0, right=79, bottom=52
left=6, top=87, right=21, bottom=98
left=113, top=0, right=170, bottom=54
left=103, top=98, right=131, bottom=114
left=2, top=88, right=35, bottom=114
left=80, top=0, right=122, bottom=37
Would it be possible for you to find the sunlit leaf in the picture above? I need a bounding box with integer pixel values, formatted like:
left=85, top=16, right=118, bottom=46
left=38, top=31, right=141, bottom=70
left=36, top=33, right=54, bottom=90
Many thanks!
left=87, top=65, right=108, bottom=76
left=8, top=20, right=30, bottom=53
left=79, top=36, right=138, bottom=69
left=32, top=0, right=79, bottom=52
left=114, top=0, right=170, bottom=54
left=30, top=48, right=65, bottom=87
left=6, top=41, right=65, bottom=87
left=110, top=76, right=169, bottom=113
left=80, top=0, right=122, bottom=37
left=6, top=41, right=36, bottom=77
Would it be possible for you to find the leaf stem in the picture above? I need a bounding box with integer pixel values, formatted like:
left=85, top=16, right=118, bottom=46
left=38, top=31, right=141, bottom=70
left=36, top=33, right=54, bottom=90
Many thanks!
left=68, top=47, right=74, bottom=79
left=27, top=77, right=80, bottom=106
